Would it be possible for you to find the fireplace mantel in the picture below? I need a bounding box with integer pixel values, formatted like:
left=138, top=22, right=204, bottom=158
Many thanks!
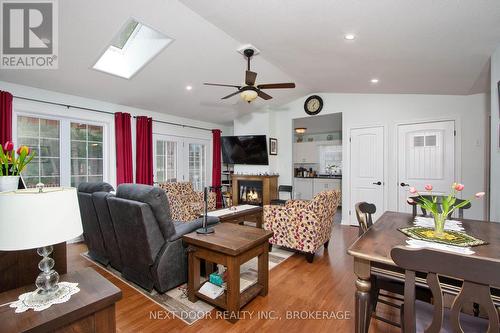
left=231, top=174, right=278, bottom=206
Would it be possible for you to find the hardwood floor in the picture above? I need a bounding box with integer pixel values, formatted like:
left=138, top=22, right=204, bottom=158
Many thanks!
left=67, top=224, right=400, bottom=333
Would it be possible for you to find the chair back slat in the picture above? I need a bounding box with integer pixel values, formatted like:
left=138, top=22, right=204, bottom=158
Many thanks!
left=391, top=247, right=500, bottom=332
left=354, top=202, right=376, bottom=236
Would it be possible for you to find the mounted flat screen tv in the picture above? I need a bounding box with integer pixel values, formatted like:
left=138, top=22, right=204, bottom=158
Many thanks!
left=221, top=135, right=269, bottom=165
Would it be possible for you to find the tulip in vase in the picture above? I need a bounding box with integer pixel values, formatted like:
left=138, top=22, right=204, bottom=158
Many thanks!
left=407, top=183, right=485, bottom=238
left=0, top=141, right=35, bottom=192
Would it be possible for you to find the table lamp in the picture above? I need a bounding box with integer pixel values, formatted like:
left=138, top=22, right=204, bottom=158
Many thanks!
left=0, top=184, right=83, bottom=311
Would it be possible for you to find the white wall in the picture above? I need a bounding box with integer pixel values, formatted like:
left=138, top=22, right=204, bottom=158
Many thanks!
left=1, top=80, right=232, bottom=188
left=236, top=93, right=489, bottom=223
left=491, top=47, right=500, bottom=222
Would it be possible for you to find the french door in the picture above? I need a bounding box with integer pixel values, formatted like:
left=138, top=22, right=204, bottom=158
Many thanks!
left=153, top=135, right=209, bottom=191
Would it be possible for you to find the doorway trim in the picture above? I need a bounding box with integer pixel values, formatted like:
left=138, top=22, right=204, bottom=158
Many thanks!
left=394, top=116, right=462, bottom=210
left=347, top=124, right=388, bottom=225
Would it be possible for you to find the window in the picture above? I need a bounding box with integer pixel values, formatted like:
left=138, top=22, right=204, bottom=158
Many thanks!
left=155, top=140, right=177, bottom=183
left=92, top=18, right=174, bottom=79
left=188, top=143, right=206, bottom=191
left=17, top=116, right=60, bottom=188
left=153, top=136, right=209, bottom=190
left=70, top=123, right=104, bottom=187
left=16, top=115, right=107, bottom=189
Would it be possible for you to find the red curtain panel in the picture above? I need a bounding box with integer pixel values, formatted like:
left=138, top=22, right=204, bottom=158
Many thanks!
left=212, top=129, right=222, bottom=208
left=114, top=112, right=133, bottom=185
left=0, top=91, right=13, bottom=143
left=135, top=116, right=153, bottom=185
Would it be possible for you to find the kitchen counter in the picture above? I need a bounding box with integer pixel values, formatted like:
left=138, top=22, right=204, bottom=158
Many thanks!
left=293, top=176, right=342, bottom=201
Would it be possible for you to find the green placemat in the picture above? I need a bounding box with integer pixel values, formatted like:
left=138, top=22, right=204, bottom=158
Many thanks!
left=399, top=226, right=488, bottom=247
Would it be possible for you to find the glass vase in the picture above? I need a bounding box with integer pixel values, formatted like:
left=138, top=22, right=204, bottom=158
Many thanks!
left=432, top=213, right=446, bottom=237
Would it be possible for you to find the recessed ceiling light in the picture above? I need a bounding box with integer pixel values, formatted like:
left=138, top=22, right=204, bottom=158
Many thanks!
left=371, top=78, right=379, bottom=84
left=344, top=34, right=356, bottom=40
left=186, top=85, right=193, bottom=91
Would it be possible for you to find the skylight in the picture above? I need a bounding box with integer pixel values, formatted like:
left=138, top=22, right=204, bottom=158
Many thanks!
left=93, top=19, right=173, bottom=79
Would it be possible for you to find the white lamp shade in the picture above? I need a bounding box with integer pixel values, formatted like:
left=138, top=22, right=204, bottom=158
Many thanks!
left=0, top=187, right=83, bottom=250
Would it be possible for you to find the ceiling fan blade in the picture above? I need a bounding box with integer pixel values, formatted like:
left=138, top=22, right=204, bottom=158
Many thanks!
left=221, top=91, right=241, bottom=100
left=257, top=90, right=273, bottom=100
left=257, top=83, right=296, bottom=89
left=245, top=71, right=257, bottom=86
left=204, top=83, right=241, bottom=88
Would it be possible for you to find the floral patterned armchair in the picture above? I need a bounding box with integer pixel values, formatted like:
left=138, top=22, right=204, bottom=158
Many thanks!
left=159, top=182, right=216, bottom=221
left=263, top=190, right=341, bottom=263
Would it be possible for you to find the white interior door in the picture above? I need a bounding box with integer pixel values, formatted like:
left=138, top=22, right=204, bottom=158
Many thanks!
left=350, top=126, right=384, bottom=224
left=397, top=121, right=455, bottom=212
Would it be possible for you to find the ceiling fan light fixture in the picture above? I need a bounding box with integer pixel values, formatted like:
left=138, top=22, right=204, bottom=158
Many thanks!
left=240, top=90, right=258, bottom=103
left=295, top=127, right=307, bottom=134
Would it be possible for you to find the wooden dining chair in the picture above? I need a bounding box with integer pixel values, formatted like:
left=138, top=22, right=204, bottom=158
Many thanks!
left=391, top=246, right=498, bottom=333
left=408, top=195, right=471, bottom=219
left=354, top=202, right=433, bottom=328
left=355, top=202, right=376, bottom=236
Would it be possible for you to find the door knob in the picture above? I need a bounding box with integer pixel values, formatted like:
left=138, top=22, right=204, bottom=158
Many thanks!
left=400, top=182, right=409, bottom=187
left=372, top=181, right=382, bottom=185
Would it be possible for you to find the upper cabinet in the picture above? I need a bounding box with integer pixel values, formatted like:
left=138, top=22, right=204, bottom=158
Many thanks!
left=293, top=142, right=319, bottom=164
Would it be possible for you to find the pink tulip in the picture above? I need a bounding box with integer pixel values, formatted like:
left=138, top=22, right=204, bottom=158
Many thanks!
left=424, top=184, right=433, bottom=191
left=409, top=187, right=417, bottom=194
left=407, top=198, right=415, bottom=204
left=454, top=183, right=465, bottom=191
left=475, top=192, right=485, bottom=198
left=2, top=141, right=13, bottom=152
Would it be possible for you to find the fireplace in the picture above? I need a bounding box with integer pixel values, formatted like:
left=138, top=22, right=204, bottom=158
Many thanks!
left=231, top=174, right=278, bottom=206
left=238, top=180, right=263, bottom=206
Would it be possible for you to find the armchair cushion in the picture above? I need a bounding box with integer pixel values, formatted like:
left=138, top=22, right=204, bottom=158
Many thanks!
left=159, top=182, right=216, bottom=221
left=264, top=190, right=341, bottom=254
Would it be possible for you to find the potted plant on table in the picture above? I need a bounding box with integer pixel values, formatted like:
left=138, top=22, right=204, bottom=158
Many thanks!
left=407, top=183, right=485, bottom=238
left=0, top=141, right=35, bottom=192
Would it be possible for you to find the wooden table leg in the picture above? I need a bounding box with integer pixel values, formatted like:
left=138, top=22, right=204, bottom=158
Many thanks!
left=188, top=248, right=200, bottom=302
left=256, top=213, right=263, bottom=229
left=226, top=255, right=240, bottom=323
left=354, top=257, right=372, bottom=333
left=258, top=243, right=269, bottom=296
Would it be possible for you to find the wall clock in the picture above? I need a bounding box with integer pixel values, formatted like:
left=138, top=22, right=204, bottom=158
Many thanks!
left=304, top=95, right=323, bottom=115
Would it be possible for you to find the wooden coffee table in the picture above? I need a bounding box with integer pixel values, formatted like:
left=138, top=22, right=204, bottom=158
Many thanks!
left=207, top=205, right=263, bottom=228
left=183, top=223, right=273, bottom=323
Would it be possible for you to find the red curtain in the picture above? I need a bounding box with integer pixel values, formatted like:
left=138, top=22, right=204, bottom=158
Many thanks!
left=212, top=129, right=222, bottom=208
left=135, top=116, right=153, bottom=185
left=0, top=91, right=13, bottom=144
left=114, top=112, right=133, bottom=185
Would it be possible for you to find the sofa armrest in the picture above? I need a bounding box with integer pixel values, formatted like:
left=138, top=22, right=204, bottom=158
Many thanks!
left=168, top=216, right=220, bottom=241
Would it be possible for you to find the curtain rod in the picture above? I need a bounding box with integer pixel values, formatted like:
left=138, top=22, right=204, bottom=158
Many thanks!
left=13, top=95, right=213, bottom=132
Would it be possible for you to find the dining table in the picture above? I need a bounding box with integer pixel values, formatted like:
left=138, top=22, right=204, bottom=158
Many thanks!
left=347, top=211, right=500, bottom=333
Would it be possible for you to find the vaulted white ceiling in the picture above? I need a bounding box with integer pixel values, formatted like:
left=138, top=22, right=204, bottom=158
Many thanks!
left=1, top=0, right=499, bottom=125
left=183, top=0, right=500, bottom=96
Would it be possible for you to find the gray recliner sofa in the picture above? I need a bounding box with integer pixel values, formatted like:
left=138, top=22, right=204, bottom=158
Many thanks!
left=77, top=182, right=114, bottom=265
left=107, top=183, right=219, bottom=293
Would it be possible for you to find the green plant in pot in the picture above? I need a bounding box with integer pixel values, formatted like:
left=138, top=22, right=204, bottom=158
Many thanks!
left=407, top=183, right=485, bottom=238
left=0, top=141, right=36, bottom=192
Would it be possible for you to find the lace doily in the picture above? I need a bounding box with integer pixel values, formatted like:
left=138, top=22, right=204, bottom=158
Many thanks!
left=10, top=282, right=80, bottom=313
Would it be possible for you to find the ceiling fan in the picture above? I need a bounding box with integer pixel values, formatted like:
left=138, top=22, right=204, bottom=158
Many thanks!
left=204, top=48, right=296, bottom=103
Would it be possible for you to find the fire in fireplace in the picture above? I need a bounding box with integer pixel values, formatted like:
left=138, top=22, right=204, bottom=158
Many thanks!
left=238, top=180, right=263, bottom=205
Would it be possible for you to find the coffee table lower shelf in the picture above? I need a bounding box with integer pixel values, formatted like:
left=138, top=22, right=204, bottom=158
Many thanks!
left=194, top=281, right=263, bottom=311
